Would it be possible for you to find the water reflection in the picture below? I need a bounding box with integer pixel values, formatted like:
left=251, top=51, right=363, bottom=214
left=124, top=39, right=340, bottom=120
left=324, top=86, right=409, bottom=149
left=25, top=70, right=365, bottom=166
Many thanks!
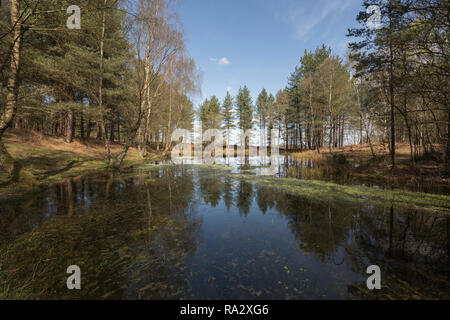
left=178, top=155, right=449, bottom=194
left=0, top=166, right=449, bottom=299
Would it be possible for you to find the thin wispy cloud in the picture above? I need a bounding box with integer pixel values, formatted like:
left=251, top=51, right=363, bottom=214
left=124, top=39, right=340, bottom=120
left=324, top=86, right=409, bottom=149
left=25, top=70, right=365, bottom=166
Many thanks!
left=274, top=0, right=358, bottom=41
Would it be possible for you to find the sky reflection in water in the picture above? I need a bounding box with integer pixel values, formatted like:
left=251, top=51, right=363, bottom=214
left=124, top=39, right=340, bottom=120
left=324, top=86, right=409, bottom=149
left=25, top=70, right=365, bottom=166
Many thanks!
left=0, top=164, right=449, bottom=299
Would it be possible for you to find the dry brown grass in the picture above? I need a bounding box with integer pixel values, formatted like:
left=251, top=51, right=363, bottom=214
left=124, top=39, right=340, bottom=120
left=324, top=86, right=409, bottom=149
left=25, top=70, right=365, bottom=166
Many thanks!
left=0, top=130, right=163, bottom=199
left=291, top=143, right=442, bottom=161
left=290, top=143, right=449, bottom=191
left=4, top=129, right=140, bottom=159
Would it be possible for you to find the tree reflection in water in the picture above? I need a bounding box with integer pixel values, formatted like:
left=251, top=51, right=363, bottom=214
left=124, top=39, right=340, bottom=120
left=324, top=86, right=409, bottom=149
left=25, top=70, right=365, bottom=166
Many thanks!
left=0, top=165, right=448, bottom=299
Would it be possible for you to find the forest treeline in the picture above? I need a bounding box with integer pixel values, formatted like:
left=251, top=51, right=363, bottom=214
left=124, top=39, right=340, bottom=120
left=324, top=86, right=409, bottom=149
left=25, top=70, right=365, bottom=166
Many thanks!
left=0, top=0, right=449, bottom=182
left=199, top=0, right=449, bottom=170
left=0, top=0, right=200, bottom=179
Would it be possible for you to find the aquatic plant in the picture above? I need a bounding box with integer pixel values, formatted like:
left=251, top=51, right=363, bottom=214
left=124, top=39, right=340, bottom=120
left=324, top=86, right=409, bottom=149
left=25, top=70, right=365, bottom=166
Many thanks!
left=235, top=174, right=450, bottom=213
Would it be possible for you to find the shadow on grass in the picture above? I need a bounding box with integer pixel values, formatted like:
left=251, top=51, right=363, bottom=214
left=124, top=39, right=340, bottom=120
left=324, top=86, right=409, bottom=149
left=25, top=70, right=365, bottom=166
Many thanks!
left=42, top=160, right=81, bottom=177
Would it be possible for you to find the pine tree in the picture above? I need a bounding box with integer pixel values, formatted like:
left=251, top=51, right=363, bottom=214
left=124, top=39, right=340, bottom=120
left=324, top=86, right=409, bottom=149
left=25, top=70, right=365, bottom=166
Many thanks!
left=288, top=45, right=331, bottom=150
left=199, top=95, right=222, bottom=132
left=236, top=86, right=253, bottom=149
left=274, top=89, right=290, bottom=150
left=199, top=98, right=211, bottom=133
left=266, top=93, right=276, bottom=149
left=348, top=0, right=408, bottom=168
left=315, top=56, right=351, bottom=152
left=208, top=95, right=222, bottom=130
left=256, top=88, right=268, bottom=137
left=222, top=91, right=235, bottom=146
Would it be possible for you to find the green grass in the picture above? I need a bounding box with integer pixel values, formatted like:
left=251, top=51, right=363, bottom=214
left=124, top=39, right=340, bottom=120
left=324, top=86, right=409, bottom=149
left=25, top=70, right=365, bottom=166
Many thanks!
left=2, top=138, right=448, bottom=213
left=0, top=141, right=165, bottom=200
left=235, top=174, right=450, bottom=213
left=192, top=163, right=234, bottom=171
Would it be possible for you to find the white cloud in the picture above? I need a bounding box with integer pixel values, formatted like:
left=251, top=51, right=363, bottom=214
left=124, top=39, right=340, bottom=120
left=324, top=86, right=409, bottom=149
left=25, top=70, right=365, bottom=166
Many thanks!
left=225, top=86, right=233, bottom=93
left=209, top=57, right=231, bottom=65
left=218, top=57, right=231, bottom=65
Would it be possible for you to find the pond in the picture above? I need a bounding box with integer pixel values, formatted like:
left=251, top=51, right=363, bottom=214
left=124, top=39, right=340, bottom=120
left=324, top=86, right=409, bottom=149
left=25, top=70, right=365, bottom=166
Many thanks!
left=0, top=163, right=449, bottom=299
left=175, top=155, right=450, bottom=195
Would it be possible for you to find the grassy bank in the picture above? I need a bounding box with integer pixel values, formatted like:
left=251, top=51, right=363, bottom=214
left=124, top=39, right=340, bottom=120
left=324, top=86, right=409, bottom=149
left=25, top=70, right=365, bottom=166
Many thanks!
left=288, top=144, right=449, bottom=190
left=0, top=130, right=166, bottom=200
left=2, top=131, right=449, bottom=213
left=236, top=174, right=450, bottom=213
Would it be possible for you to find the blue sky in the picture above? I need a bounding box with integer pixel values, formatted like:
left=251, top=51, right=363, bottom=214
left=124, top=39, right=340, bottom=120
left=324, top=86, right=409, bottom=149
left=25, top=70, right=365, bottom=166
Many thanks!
left=178, top=0, right=364, bottom=106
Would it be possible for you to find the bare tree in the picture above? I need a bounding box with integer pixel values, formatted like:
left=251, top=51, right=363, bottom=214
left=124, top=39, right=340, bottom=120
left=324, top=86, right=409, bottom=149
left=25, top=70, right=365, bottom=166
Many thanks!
left=113, top=0, right=184, bottom=167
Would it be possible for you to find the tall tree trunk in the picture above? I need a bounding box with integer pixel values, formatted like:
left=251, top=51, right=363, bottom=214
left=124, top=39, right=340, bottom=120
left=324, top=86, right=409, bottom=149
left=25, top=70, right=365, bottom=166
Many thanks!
left=402, top=111, right=414, bottom=163
left=86, top=119, right=92, bottom=139
left=165, top=100, right=172, bottom=151
left=446, top=106, right=450, bottom=173
left=294, top=123, right=298, bottom=150
left=361, top=112, right=376, bottom=158
left=156, top=131, right=160, bottom=151
left=306, top=123, right=311, bottom=149
left=64, top=110, right=74, bottom=143
left=308, top=84, right=319, bottom=153
left=298, top=122, right=303, bottom=152
left=165, top=58, right=174, bottom=152
left=328, top=65, right=334, bottom=153
left=0, top=0, right=23, bottom=180
left=117, top=119, right=120, bottom=143
left=96, top=125, right=102, bottom=140
left=109, top=122, right=115, bottom=142
left=139, top=42, right=152, bottom=156
left=80, top=113, right=85, bottom=140
left=389, top=4, right=396, bottom=169
left=98, top=0, right=112, bottom=165
left=328, top=121, right=333, bottom=154
left=359, top=114, right=363, bottom=145
left=58, top=113, right=64, bottom=136
left=284, top=119, right=289, bottom=152
left=268, top=122, right=273, bottom=151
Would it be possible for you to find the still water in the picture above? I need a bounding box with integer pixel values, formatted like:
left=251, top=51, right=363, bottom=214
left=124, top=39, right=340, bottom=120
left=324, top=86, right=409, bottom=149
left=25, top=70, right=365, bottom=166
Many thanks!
left=0, top=163, right=449, bottom=299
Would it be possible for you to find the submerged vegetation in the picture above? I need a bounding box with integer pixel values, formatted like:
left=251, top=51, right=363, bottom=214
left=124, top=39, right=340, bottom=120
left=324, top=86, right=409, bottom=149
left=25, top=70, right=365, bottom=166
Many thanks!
left=1, top=166, right=449, bottom=299
left=236, top=174, right=450, bottom=213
